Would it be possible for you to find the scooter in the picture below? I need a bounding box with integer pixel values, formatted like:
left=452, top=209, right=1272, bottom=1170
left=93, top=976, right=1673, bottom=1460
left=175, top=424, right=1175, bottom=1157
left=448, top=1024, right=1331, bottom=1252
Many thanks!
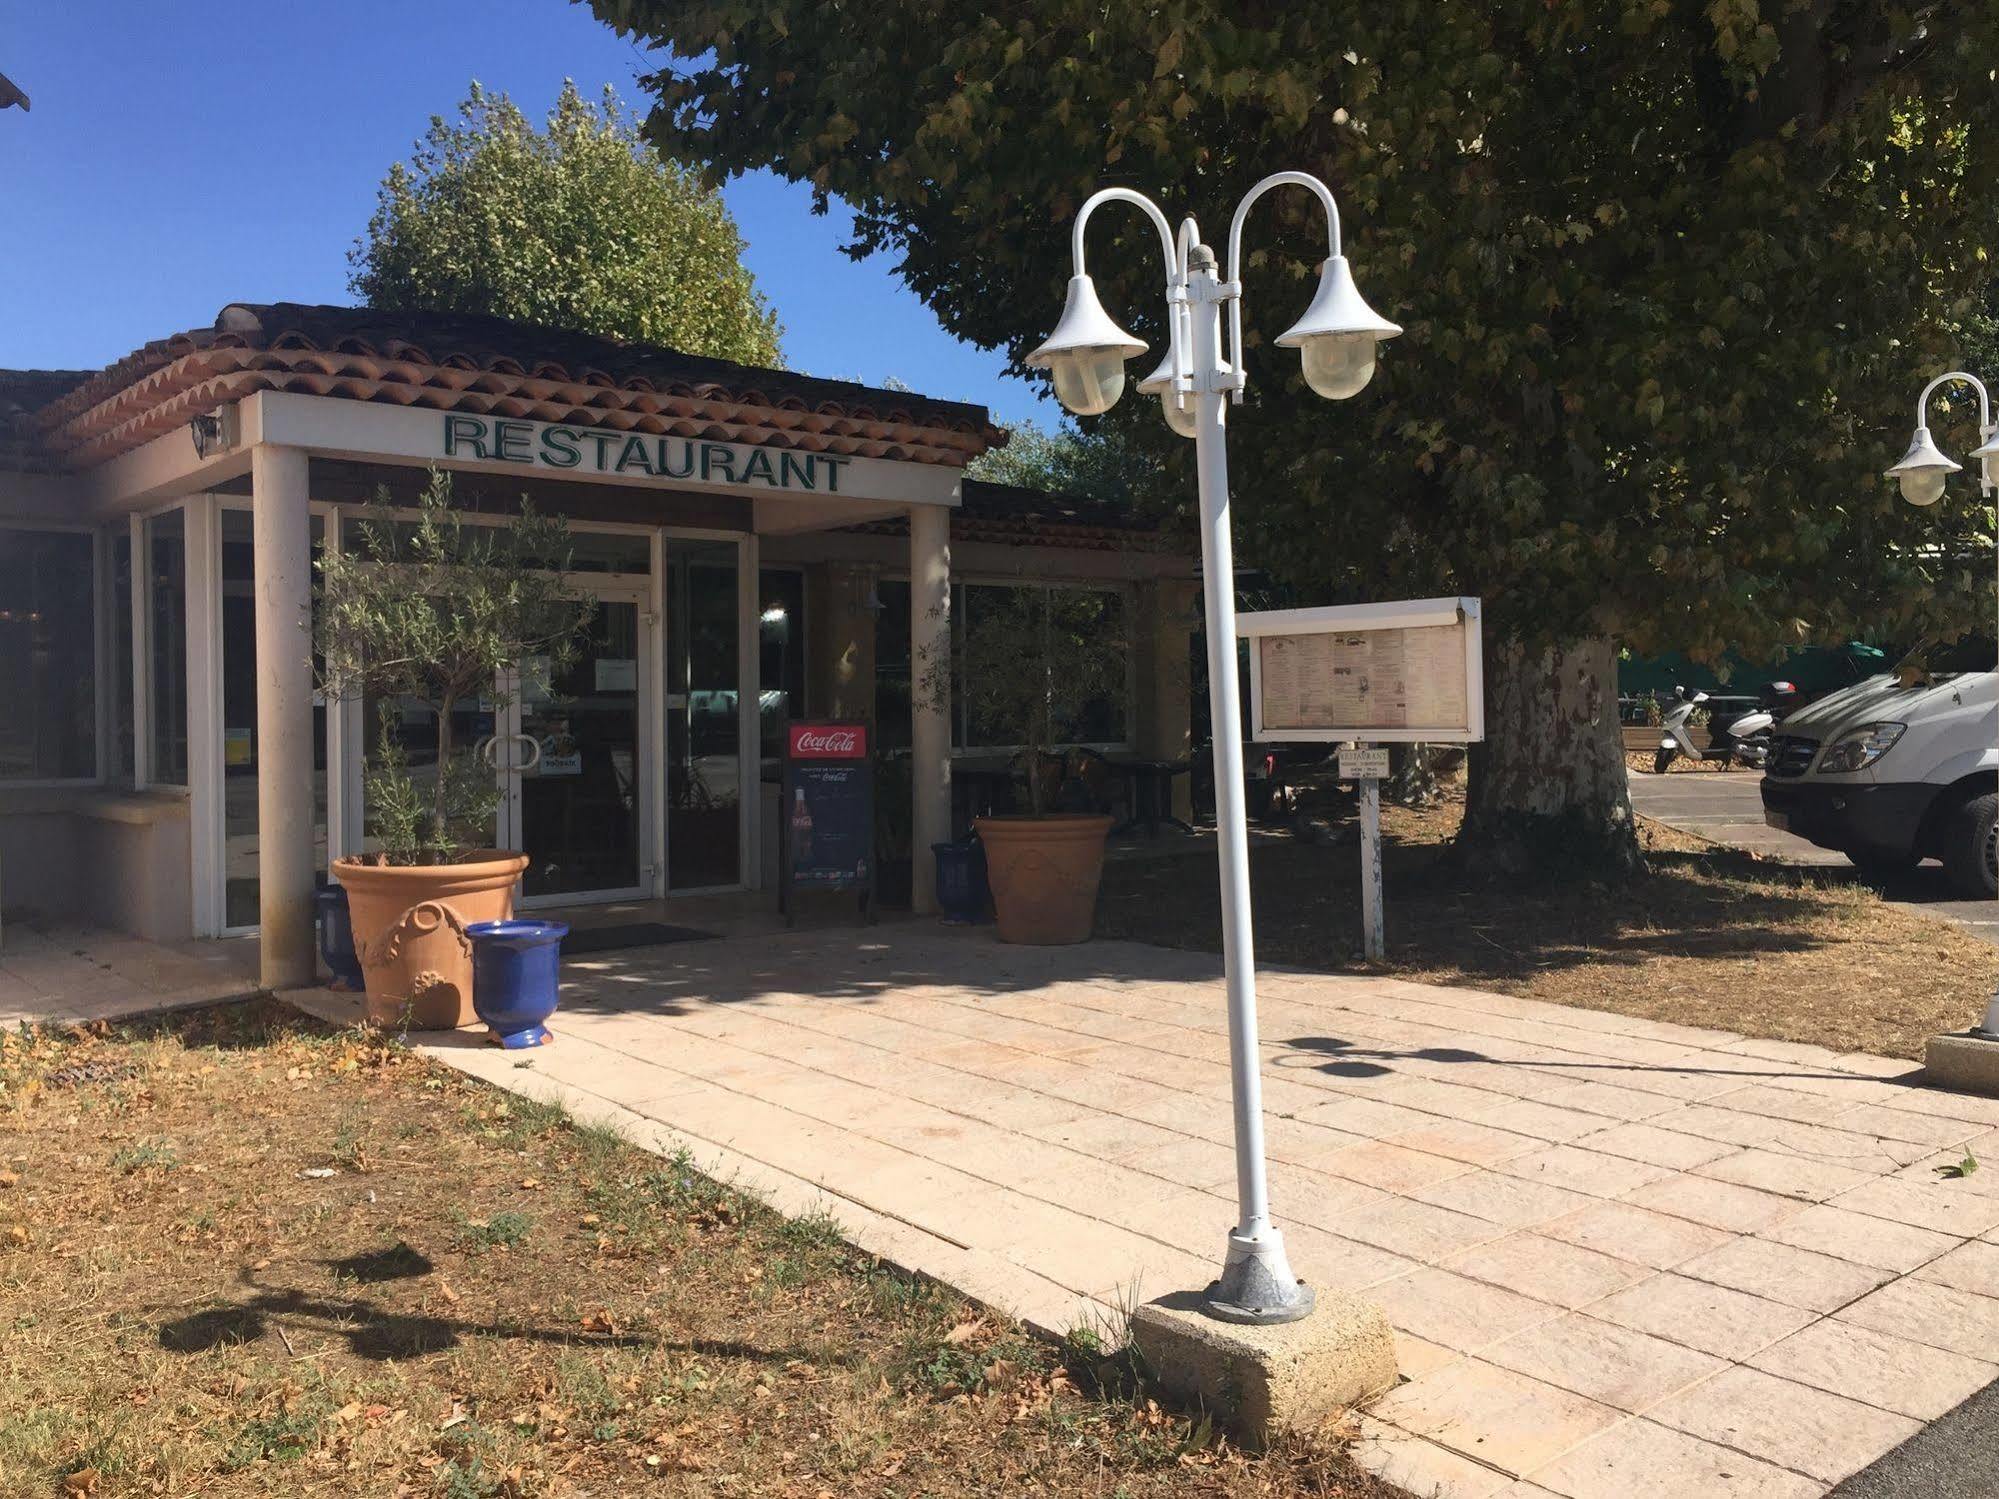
left=1654, top=681, right=1798, bottom=772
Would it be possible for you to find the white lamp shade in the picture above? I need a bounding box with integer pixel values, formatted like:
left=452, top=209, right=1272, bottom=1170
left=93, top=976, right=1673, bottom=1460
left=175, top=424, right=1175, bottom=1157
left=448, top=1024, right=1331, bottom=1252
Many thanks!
left=1136, top=345, right=1232, bottom=395
left=1974, top=429, right=1999, bottom=461
left=1885, top=425, right=1962, bottom=481
left=1273, top=255, right=1403, bottom=348
left=1026, top=274, right=1147, bottom=368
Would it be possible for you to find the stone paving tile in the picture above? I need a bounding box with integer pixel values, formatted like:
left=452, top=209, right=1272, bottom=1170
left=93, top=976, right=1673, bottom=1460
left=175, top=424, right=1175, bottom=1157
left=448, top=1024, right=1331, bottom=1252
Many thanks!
left=1538, top=1202, right=1734, bottom=1271
left=1695, top=1147, right=1880, bottom=1203
left=1835, top=1276, right=1999, bottom=1360
left=1413, top=1171, right=1598, bottom=1231
left=1316, top=1140, right=1476, bottom=1194
left=1480, top=1312, right=1727, bottom=1414
left=1444, top=1231, right=1653, bottom=1311
left=1673, top=1236, right=1896, bottom=1314
left=1570, top=1121, right=1740, bottom=1172
left=1385, top=1119, right=1547, bottom=1168
left=1648, top=1104, right=1788, bottom=1148
left=1827, top=1102, right=1988, bottom=1149
left=1372, top=1267, right=1563, bottom=1355
left=1759, top=1203, right=1960, bottom=1273
left=1465, top=1098, right=1612, bottom=1145
left=1830, top=1175, right=1999, bottom=1237
left=1349, top=1414, right=1518, bottom=1499
left=1745, top=1316, right=1999, bottom=1421
left=1710, top=1083, right=1863, bottom=1126
left=1913, top=1237, right=1999, bottom=1296
left=1526, top=1416, right=1824, bottom=1499
left=1586, top=1273, right=1815, bottom=1361
left=1646, top=1365, right=1920, bottom=1485
left=1368, top=1358, right=1625, bottom=1479
left=1497, top=1144, right=1678, bottom=1199
left=1619, top=1173, right=1807, bottom=1235
left=1529, top=1080, right=1685, bottom=1122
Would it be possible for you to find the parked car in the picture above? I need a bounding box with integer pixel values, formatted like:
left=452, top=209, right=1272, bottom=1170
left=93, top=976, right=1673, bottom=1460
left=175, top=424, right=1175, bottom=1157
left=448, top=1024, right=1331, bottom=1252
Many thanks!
left=1760, top=645, right=1998, bottom=895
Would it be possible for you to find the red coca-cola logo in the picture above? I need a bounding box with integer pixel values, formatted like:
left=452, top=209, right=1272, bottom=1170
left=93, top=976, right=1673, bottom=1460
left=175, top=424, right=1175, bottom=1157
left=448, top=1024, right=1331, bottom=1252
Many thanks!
left=788, top=723, right=867, bottom=759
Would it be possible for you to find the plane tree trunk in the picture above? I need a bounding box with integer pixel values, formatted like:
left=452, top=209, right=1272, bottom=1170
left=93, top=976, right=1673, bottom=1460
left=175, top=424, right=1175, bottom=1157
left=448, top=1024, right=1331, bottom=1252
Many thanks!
left=1456, top=634, right=1642, bottom=878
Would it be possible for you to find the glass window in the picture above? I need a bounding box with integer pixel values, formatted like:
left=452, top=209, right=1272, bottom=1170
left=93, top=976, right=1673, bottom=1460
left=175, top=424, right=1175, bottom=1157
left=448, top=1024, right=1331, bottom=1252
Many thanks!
left=0, top=528, right=97, bottom=780
left=667, top=540, right=741, bottom=888
left=108, top=529, right=135, bottom=784
left=147, top=510, right=188, bottom=786
left=954, top=582, right=1130, bottom=751
left=757, top=568, right=806, bottom=764
left=220, top=510, right=329, bottom=929
left=874, top=578, right=912, bottom=752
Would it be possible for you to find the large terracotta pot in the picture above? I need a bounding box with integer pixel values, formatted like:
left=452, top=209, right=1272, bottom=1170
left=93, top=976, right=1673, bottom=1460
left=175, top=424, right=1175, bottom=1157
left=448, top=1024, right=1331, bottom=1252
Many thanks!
left=334, top=852, right=529, bottom=1029
left=973, top=814, right=1113, bottom=945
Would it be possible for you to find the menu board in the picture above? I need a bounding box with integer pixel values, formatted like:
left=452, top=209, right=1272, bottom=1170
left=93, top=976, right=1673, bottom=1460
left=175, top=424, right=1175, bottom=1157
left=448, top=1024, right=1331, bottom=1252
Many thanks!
left=1240, top=599, right=1483, bottom=743
left=780, top=720, right=875, bottom=920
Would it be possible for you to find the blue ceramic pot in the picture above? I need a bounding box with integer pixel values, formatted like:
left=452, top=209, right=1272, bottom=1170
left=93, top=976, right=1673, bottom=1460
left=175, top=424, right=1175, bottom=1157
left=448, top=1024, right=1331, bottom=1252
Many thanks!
left=315, top=882, right=363, bottom=989
left=932, top=838, right=990, bottom=924
left=466, top=920, right=570, bottom=1049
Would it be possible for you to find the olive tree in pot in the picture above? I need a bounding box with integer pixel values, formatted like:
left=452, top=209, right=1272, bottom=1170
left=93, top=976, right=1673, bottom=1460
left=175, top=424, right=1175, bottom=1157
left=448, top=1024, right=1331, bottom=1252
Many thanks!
left=317, top=470, right=595, bottom=1028
left=941, top=587, right=1127, bottom=944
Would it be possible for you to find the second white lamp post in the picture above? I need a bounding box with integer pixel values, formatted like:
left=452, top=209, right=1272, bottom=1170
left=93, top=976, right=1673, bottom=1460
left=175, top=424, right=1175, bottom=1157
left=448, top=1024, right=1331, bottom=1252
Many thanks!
left=1885, top=370, right=1999, bottom=1037
left=1028, top=172, right=1400, bottom=1323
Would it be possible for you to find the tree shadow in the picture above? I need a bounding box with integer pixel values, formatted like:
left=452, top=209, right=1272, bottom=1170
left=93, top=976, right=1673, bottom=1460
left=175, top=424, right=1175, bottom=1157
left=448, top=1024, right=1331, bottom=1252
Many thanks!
left=324, top=1241, right=433, bottom=1284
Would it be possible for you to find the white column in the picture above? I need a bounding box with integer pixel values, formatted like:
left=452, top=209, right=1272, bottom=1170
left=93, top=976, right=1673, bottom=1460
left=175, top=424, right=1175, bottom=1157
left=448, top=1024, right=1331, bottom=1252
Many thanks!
left=909, top=504, right=952, bottom=914
left=251, top=445, right=316, bottom=988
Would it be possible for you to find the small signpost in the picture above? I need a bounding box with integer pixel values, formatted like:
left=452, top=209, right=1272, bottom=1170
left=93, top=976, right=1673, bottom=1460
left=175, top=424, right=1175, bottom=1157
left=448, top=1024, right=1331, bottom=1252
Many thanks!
left=1239, top=598, right=1485, bottom=959
left=780, top=720, right=875, bottom=924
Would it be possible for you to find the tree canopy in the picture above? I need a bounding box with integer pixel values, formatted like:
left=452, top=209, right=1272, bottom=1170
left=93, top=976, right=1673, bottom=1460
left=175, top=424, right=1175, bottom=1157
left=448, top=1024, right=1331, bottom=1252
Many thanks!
left=592, top=1, right=1998, bottom=660
left=350, top=80, right=781, bottom=365
left=967, top=416, right=1162, bottom=510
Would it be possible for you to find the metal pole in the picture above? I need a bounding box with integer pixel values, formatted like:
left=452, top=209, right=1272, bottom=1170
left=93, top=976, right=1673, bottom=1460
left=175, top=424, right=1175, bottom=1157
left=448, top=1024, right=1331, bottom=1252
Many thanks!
left=1360, top=769, right=1384, bottom=961
left=1187, top=243, right=1314, bottom=1324
left=1984, top=444, right=1999, bottom=1038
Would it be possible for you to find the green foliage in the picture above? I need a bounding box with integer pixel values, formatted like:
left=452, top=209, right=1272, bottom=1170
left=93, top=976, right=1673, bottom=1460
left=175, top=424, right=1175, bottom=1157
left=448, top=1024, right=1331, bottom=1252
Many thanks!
left=459, top=1209, right=534, bottom=1251
left=315, top=470, right=595, bottom=864
left=593, top=0, right=1999, bottom=666
left=967, top=416, right=1162, bottom=511
left=350, top=80, right=781, bottom=365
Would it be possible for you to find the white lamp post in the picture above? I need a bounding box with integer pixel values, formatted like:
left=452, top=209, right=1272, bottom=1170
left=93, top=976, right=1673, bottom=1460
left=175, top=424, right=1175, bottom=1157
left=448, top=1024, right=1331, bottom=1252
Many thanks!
left=1887, top=371, right=1999, bottom=1036
left=1028, top=173, right=1400, bottom=1323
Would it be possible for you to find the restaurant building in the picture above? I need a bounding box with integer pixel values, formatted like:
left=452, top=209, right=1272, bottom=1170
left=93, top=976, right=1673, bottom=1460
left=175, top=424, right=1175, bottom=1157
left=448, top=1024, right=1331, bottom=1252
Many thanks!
left=0, top=303, right=1197, bottom=986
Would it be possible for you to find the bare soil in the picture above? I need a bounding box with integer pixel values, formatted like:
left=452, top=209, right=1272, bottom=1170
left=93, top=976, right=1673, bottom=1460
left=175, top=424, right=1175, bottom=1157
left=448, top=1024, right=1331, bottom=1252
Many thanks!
left=1100, top=784, right=1991, bottom=1061
left=0, top=1003, right=1395, bottom=1498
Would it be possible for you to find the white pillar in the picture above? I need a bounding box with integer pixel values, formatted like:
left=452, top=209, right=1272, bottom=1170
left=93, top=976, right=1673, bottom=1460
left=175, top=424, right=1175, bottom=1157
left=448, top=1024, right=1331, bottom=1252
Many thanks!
left=909, top=504, right=952, bottom=914
left=251, top=444, right=316, bottom=989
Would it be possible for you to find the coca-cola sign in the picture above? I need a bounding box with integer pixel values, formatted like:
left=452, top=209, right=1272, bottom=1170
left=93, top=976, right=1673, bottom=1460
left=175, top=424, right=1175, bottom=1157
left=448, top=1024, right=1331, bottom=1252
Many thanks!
left=787, top=722, right=867, bottom=760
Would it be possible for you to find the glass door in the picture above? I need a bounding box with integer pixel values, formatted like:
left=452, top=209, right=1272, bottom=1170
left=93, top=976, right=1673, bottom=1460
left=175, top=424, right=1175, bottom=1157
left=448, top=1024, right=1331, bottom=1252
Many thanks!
left=503, top=589, right=652, bottom=905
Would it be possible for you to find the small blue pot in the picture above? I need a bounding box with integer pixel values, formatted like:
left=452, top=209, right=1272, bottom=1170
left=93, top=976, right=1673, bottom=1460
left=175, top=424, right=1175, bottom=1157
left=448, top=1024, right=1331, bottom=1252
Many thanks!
left=467, top=920, right=570, bottom=1049
left=932, top=838, right=990, bottom=925
left=315, top=883, right=363, bottom=990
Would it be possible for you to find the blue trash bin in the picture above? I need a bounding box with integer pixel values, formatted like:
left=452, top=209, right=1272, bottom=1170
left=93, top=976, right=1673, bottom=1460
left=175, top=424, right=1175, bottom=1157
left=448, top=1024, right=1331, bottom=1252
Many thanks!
left=315, top=882, right=363, bottom=990
left=466, top=920, right=570, bottom=1049
left=932, top=838, right=990, bottom=924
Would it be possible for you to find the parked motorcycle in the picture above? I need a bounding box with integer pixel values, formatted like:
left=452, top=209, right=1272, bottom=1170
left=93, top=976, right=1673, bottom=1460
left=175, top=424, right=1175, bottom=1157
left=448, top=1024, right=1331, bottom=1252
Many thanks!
left=1654, top=681, right=1801, bottom=772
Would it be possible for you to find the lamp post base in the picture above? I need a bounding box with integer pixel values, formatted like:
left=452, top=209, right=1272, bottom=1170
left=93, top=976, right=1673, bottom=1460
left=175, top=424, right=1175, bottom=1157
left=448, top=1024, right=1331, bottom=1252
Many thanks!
left=1204, top=1226, right=1317, bottom=1324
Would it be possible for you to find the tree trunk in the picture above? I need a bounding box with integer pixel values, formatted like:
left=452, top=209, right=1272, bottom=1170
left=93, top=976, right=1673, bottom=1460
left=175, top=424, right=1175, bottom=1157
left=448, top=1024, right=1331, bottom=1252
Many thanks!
left=1456, top=634, right=1641, bottom=878
left=1384, top=743, right=1442, bottom=807
left=433, top=690, right=456, bottom=855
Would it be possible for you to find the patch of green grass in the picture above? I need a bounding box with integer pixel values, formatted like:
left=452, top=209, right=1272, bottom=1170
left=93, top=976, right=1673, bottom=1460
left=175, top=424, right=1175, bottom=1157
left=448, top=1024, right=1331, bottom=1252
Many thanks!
left=110, top=1138, right=177, bottom=1173
left=459, top=1209, right=533, bottom=1252
left=223, top=1401, right=326, bottom=1470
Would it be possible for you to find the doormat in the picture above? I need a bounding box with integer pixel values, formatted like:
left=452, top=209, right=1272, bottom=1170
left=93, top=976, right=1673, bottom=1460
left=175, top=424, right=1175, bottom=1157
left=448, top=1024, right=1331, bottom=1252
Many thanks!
left=561, top=923, right=717, bottom=956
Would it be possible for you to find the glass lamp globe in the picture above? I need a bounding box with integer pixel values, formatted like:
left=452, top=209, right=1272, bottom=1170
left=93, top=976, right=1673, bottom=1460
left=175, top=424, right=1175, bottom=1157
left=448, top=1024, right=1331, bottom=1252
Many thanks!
left=1300, top=331, right=1378, bottom=400
left=1160, top=388, right=1218, bottom=439
left=1050, top=347, right=1128, bottom=417
left=1898, top=466, right=1949, bottom=507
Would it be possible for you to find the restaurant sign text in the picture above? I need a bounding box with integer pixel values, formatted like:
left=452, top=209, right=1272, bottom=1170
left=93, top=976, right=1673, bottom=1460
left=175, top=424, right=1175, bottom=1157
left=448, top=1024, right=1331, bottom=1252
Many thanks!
left=440, top=414, right=852, bottom=492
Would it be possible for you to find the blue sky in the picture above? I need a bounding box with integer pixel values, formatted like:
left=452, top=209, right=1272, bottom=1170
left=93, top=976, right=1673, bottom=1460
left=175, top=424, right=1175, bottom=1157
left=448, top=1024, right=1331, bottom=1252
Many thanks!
left=0, top=2, right=1051, bottom=424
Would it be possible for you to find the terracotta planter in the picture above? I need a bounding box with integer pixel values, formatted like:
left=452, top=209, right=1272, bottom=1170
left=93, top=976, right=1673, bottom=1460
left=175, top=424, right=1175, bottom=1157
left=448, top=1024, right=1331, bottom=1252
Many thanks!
left=334, top=852, right=529, bottom=1029
left=973, top=814, right=1113, bottom=945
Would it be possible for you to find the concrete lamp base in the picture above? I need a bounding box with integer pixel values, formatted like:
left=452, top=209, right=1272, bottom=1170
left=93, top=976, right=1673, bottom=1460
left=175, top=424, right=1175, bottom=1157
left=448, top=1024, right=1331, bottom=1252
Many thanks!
left=1925, top=1031, right=1999, bottom=1098
left=1130, top=1289, right=1398, bottom=1447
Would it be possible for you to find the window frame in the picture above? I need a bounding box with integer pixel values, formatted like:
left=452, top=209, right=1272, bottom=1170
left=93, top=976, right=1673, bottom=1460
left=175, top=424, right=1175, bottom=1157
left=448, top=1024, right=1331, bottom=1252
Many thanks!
left=0, top=518, right=107, bottom=788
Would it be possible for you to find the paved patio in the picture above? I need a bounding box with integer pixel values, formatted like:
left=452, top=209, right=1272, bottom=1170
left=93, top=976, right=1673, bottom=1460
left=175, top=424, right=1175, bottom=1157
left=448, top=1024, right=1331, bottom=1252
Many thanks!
left=284, top=928, right=1999, bottom=1498
left=0, top=921, right=259, bottom=1027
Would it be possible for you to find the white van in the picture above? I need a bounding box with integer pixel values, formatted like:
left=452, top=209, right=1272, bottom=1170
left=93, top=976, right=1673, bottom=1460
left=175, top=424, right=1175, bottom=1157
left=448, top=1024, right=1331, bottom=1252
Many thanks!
left=1759, top=662, right=1998, bottom=896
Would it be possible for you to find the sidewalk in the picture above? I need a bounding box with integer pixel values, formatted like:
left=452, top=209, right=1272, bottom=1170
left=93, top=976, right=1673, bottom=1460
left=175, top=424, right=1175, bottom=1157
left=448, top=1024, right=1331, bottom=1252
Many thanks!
left=288, top=928, right=1999, bottom=1498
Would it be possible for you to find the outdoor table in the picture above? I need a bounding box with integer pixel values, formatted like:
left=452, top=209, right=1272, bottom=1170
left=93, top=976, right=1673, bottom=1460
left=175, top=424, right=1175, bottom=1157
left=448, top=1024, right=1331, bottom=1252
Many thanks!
left=1111, top=758, right=1194, bottom=836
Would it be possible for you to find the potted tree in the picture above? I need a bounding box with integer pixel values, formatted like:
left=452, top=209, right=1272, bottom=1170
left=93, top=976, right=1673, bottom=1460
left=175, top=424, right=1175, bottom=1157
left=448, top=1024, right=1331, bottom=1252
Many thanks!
left=317, top=470, right=595, bottom=1028
left=942, top=587, right=1127, bottom=944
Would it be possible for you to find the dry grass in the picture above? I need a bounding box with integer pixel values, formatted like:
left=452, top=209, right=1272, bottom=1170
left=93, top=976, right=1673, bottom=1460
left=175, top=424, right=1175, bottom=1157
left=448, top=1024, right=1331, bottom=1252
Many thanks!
left=1100, top=786, right=1991, bottom=1061
left=0, top=1002, right=1396, bottom=1498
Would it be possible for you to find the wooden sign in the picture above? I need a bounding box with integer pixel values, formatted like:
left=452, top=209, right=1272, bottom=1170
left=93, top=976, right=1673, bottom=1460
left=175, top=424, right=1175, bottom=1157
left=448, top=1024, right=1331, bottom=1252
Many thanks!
left=780, top=720, right=874, bottom=922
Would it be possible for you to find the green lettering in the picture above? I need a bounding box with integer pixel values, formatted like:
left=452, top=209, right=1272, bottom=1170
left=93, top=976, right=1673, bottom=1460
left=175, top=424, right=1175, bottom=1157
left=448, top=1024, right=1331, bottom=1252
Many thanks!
left=586, top=432, right=617, bottom=470
left=443, top=414, right=489, bottom=459
left=739, top=449, right=776, bottom=486
left=614, top=435, right=657, bottom=475
left=540, top=426, right=581, bottom=468
left=700, top=443, right=738, bottom=484
left=820, top=457, right=850, bottom=493
left=659, top=438, right=695, bottom=479
left=778, top=452, right=817, bottom=490
left=493, top=419, right=532, bottom=463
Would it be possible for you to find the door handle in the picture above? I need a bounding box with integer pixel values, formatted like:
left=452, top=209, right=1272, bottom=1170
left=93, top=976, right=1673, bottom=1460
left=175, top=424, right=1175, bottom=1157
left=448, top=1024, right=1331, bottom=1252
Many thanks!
left=510, top=732, right=543, bottom=773
left=476, top=734, right=499, bottom=769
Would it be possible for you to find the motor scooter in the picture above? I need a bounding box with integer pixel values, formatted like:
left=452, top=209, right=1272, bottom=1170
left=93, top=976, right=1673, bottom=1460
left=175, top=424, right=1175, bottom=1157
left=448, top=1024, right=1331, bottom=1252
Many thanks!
left=1654, top=681, right=1799, bottom=772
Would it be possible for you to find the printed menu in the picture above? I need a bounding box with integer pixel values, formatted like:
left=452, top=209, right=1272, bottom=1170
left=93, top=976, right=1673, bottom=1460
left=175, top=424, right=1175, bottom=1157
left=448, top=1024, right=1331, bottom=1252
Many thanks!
left=1258, top=622, right=1469, bottom=732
